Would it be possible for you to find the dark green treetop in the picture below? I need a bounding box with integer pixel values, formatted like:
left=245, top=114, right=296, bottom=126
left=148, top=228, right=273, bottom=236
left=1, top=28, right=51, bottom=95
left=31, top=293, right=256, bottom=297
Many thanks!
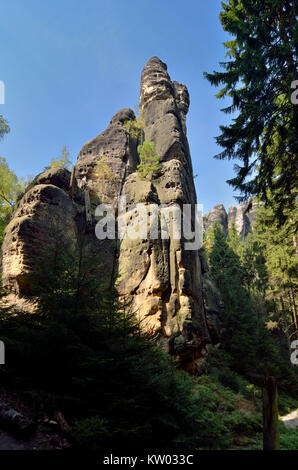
left=204, top=0, right=298, bottom=223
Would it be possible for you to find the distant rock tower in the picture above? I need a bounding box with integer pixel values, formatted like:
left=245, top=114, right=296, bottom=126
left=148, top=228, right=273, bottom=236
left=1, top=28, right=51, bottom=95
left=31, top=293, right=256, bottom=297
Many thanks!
left=204, top=200, right=258, bottom=240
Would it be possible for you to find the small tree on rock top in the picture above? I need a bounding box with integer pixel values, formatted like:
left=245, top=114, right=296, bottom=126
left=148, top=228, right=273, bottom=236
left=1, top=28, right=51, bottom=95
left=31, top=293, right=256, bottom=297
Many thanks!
left=137, top=141, right=161, bottom=180
left=49, top=146, right=72, bottom=170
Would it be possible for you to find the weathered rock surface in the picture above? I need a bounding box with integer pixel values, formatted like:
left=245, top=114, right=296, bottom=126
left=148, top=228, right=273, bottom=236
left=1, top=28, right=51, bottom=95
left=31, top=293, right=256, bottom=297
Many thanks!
left=76, top=108, right=138, bottom=205
left=204, top=204, right=228, bottom=235
left=1, top=57, right=210, bottom=372
left=116, top=57, right=209, bottom=369
left=204, top=200, right=258, bottom=240
left=228, top=200, right=258, bottom=240
left=1, top=168, right=79, bottom=299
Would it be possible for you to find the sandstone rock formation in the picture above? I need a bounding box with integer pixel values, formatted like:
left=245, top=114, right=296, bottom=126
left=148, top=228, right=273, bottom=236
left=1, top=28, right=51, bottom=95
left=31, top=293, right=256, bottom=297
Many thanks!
left=117, top=57, right=210, bottom=369
left=203, top=204, right=228, bottom=236
left=1, top=168, right=80, bottom=309
left=228, top=200, right=258, bottom=240
left=1, top=57, right=210, bottom=372
left=204, top=199, right=258, bottom=240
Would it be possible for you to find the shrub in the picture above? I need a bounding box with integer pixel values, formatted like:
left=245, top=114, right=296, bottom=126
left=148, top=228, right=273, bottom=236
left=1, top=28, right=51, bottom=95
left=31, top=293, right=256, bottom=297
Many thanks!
left=137, top=141, right=161, bottom=180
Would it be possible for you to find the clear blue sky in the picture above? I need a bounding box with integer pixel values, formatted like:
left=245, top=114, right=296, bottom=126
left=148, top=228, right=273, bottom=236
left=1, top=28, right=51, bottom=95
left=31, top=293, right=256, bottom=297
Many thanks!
left=0, top=0, right=239, bottom=213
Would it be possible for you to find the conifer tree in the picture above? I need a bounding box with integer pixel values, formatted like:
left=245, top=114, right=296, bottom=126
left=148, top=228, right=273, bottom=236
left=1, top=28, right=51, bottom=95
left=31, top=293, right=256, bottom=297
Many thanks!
left=137, top=141, right=161, bottom=180
left=204, top=0, right=298, bottom=222
left=208, top=223, right=258, bottom=369
left=254, top=200, right=298, bottom=340
left=0, top=220, right=219, bottom=451
left=241, top=233, right=268, bottom=294
left=227, top=223, right=243, bottom=258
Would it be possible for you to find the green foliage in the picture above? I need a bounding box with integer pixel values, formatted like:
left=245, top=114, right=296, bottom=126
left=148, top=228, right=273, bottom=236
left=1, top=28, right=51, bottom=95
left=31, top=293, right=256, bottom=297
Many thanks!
left=0, top=303, right=215, bottom=450
left=123, top=114, right=161, bottom=181
left=279, top=393, right=298, bottom=415
left=92, top=156, right=114, bottom=182
left=204, top=0, right=298, bottom=222
left=279, top=424, right=298, bottom=450
left=0, top=227, right=219, bottom=451
left=0, top=116, right=10, bottom=140
left=204, top=218, right=298, bottom=396
left=137, top=141, right=161, bottom=180
left=240, top=232, right=268, bottom=293
left=2, top=222, right=276, bottom=450
left=194, top=374, right=262, bottom=449
left=0, top=157, right=25, bottom=215
left=208, top=223, right=259, bottom=370
left=49, top=145, right=72, bottom=170
left=198, top=349, right=297, bottom=450
left=71, top=417, right=111, bottom=451
left=224, top=409, right=262, bottom=434
left=123, top=115, right=145, bottom=142
left=254, top=200, right=297, bottom=292
left=1, top=257, right=296, bottom=452
left=227, top=223, right=243, bottom=258
left=0, top=157, right=26, bottom=244
left=216, top=368, right=243, bottom=393
left=202, top=224, right=216, bottom=254
left=91, top=156, right=114, bottom=200
left=253, top=199, right=298, bottom=364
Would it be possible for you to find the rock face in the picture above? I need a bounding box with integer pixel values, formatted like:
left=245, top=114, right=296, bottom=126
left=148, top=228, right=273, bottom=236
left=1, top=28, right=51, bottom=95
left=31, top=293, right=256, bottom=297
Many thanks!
left=1, top=168, right=79, bottom=306
left=1, top=57, right=210, bottom=372
left=203, top=204, right=228, bottom=235
left=116, top=58, right=210, bottom=370
left=228, top=200, right=258, bottom=240
left=204, top=200, right=257, bottom=240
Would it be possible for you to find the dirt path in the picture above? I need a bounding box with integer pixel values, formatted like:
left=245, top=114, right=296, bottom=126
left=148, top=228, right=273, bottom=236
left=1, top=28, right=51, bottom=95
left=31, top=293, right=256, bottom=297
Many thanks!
left=281, top=410, right=298, bottom=429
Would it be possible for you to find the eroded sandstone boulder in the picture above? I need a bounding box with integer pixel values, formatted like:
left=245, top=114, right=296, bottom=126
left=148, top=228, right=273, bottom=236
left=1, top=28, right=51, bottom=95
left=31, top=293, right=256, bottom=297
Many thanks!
left=1, top=169, right=79, bottom=299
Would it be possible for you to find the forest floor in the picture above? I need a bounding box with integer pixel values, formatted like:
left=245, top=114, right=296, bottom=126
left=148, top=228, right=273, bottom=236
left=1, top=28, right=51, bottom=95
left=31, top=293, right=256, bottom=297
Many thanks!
left=1, top=381, right=297, bottom=450
left=0, top=387, right=71, bottom=450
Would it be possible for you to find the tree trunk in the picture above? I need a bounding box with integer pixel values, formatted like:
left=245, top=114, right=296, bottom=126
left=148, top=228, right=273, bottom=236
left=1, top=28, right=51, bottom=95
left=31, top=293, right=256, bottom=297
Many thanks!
left=287, top=291, right=297, bottom=340
left=263, top=368, right=280, bottom=450
left=84, top=190, right=92, bottom=225
left=289, top=218, right=298, bottom=256
left=289, top=286, right=297, bottom=338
